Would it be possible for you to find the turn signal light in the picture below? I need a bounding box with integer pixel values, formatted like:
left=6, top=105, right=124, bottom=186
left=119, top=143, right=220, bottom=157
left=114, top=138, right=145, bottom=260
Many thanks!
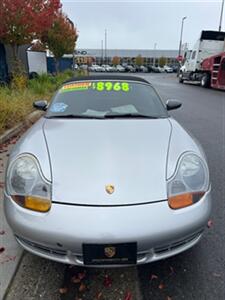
left=168, top=192, right=205, bottom=210
left=11, top=195, right=51, bottom=212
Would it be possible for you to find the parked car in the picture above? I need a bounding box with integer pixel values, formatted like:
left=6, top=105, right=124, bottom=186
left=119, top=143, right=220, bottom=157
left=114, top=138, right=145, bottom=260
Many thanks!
left=88, top=65, right=96, bottom=72
left=158, top=66, right=165, bottom=73
left=163, top=65, right=173, bottom=73
left=125, top=65, right=136, bottom=73
left=171, top=65, right=179, bottom=73
left=79, top=64, right=88, bottom=71
left=147, top=65, right=153, bottom=73
left=5, top=74, right=211, bottom=267
left=91, top=64, right=104, bottom=72
left=116, top=65, right=125, bottom=72
left=151, top=66, right=161, bottom=73
left=102, top=65, right=114, bottom=72
left=73, top=64, right=79, bottom=70
left=139, top=65, right=148, bottom=73
left=110, top=65, right=117, bottom=72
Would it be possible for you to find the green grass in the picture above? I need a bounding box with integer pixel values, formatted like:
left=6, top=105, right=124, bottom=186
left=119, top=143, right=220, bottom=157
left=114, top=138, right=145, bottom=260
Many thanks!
left=0, top=70, right=77, bottom=135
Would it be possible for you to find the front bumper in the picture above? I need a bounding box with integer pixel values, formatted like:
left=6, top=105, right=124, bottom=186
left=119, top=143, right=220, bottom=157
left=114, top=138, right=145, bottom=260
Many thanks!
left=4, top=191, right=212, bottom=267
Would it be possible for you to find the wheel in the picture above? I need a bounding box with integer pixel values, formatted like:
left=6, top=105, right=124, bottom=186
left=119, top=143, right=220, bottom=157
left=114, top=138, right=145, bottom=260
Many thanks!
left=201, top=74, right=210, bottom=88
left=179, top=73, right=184, bottom=83
left=29, top=72, right=38, bottom=79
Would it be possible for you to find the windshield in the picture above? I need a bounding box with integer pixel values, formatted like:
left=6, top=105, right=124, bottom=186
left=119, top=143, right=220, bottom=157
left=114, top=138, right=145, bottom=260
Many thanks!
left=46, top=80, right=168, bottom=119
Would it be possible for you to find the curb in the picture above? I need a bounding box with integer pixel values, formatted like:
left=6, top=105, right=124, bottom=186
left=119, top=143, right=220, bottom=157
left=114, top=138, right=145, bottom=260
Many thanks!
left=0, top=110, right=43, bottom=300
left=0, top=111, right=43, bottom=145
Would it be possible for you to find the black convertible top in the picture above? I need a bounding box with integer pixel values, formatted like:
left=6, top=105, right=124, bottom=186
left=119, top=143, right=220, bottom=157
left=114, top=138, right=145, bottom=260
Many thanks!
left=63, top=74, right=150, bottom=85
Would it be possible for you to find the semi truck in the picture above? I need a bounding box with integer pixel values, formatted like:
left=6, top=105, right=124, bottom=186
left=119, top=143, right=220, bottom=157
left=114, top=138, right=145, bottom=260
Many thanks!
left=179, top=30, right=225, bottom=90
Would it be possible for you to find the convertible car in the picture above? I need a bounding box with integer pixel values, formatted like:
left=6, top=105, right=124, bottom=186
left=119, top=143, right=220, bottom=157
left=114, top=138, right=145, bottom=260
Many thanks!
left=4, top=75, right=211, bottom=267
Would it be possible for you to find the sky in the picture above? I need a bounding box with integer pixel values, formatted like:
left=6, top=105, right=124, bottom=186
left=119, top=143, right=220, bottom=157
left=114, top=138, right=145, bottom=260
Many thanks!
left=61, top=0, right=225, bottom=50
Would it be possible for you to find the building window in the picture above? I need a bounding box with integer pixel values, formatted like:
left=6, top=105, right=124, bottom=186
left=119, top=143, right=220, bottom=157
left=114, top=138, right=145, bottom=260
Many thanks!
left=191, top=51, right=196, bottom=59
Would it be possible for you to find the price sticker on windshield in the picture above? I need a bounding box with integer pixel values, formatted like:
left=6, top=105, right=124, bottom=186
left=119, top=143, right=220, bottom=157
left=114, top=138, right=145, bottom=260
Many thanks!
left=60, top=81, right=130, bottom=93
left=92, top=82, right=130, bottom=92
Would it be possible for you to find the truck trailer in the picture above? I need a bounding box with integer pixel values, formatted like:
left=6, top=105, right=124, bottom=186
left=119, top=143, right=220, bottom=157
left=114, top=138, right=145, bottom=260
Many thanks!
left=179, top=30, right=225, bottom=90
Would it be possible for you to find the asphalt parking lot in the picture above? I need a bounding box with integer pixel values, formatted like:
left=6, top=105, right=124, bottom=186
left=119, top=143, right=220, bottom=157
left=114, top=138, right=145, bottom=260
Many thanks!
left=1, top=73, right=225, bottom=300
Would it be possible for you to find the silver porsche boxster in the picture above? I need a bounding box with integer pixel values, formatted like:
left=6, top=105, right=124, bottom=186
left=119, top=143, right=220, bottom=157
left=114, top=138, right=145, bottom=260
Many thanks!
left=4, top=75, right=211, bottom=267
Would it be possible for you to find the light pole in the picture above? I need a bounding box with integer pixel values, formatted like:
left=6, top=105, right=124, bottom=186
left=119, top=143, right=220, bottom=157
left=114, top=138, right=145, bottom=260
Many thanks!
left=101, top=40, right=104, bottom=65
left=105, top=29, right=107, bottom=64
left=219, top=0, right=225, bottom=31
left=153, top=42, right=157, bottom=67
left=178, top=16, right=187, bottom=57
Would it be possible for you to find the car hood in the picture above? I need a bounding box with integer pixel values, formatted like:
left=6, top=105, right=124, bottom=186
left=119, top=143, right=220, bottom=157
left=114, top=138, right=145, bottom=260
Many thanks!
left=43, top=119, right=172, bottom=206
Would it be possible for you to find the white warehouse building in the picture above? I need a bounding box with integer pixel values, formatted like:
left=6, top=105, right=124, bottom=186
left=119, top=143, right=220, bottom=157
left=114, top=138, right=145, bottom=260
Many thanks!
left=74, top=49, right=179, bottom=66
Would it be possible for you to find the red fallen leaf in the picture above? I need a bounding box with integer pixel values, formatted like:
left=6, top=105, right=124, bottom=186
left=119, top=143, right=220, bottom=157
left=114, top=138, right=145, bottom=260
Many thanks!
left=0, top=255, right=16, bottom=263
left=124, top=291, right=132, bottom=300
left=0, top=247, right=5, bottom=254
left=59, top=287, right=68, bottom=294
left=158, top=282, right=165, bottom=290
left=78, top=271, right=86, bottom=280
left=79, top=282, right=86, bottom=292
left=150, top=274, right=158, bottom=281
left=207, top=219, right=213, bottom=228
left=0, top=231, right=5, bottom=235
left=71, top=275, right=81, bottom=283
left=96, top=291, right=103, bottom=299
left=103, top=274, right=112, bottom=288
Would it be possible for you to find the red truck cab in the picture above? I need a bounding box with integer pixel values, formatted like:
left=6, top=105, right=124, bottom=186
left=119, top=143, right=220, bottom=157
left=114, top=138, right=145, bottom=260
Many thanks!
left=201, top=52, right=225, bottom=90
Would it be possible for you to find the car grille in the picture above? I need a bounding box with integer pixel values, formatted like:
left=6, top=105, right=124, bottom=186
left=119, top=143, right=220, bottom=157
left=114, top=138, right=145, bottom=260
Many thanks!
left=154, top=230, right=203, bottom=255
left=16, top=236, right=68, bottom=257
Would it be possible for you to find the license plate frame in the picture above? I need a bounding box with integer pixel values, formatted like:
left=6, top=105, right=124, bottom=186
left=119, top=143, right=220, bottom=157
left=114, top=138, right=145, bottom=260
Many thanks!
left=83, top=242, right=137, bottom=265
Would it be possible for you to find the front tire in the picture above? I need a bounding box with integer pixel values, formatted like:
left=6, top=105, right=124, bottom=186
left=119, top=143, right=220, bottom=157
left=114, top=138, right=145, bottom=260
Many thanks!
left=201, top=74, right=210, bottom=88
left=179, top=73, right=184, bottom=83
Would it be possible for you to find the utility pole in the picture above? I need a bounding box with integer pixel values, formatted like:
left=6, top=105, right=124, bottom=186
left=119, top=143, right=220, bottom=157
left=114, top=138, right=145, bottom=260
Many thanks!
left=105, top=29, right=107, bottom=64
left=219, top=0, right=225, bottom=31
left=178, top=16, right=187, bottom=57
left=101, top=40, right=104, bottom=65
left=153, top=43, right=157, bottom=67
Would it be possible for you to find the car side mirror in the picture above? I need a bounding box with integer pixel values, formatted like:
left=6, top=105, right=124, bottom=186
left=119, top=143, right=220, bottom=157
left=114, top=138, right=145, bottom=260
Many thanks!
left=166, top=99, right=182, bottom=111
left=33, top=100, right=48, bottom=111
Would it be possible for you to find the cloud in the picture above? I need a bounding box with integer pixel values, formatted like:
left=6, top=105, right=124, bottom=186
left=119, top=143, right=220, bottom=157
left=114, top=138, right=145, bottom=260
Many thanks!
left=62, top=0, right=223, bottom=49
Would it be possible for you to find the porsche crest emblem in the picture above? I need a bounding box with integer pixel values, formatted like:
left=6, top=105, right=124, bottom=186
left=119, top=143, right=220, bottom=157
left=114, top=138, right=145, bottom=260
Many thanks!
left=104, top=246, right=116, bottom=258
left=105, top=184, right=115, bottom=194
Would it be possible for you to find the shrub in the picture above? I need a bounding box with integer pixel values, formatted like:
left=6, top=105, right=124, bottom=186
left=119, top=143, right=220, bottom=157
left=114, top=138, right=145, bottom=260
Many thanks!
left=0, top=71, right=76, bottom=135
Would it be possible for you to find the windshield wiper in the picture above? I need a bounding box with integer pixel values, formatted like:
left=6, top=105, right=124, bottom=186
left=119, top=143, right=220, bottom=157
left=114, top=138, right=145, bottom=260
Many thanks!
left=46, top=114, right=105, bottom=119
left=104, top=113, right=160, bottom=119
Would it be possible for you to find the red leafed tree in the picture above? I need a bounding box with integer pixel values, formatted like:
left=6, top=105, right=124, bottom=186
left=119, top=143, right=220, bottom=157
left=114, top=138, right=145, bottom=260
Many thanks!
left=0, top=0, right=61, bottom=60
left=42, top=13, right=78, bottom=72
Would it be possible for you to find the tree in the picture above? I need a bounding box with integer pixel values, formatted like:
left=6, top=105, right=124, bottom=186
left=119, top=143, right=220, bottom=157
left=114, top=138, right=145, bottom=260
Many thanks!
left=0, top=0, right=61, bottom=61
left=112, top=56, right=120, bottom=65
left=135, top=55, right=144, bottom=66
left=158, top=56, right=167, bottom=67
left=42, top=13, right=78, bottom=72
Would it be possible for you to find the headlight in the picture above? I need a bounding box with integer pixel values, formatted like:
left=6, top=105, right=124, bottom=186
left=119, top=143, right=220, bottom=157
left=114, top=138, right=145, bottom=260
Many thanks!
left=6, top=155, right=51, bottom=212
left=168, top=153, right=209, bottom=209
